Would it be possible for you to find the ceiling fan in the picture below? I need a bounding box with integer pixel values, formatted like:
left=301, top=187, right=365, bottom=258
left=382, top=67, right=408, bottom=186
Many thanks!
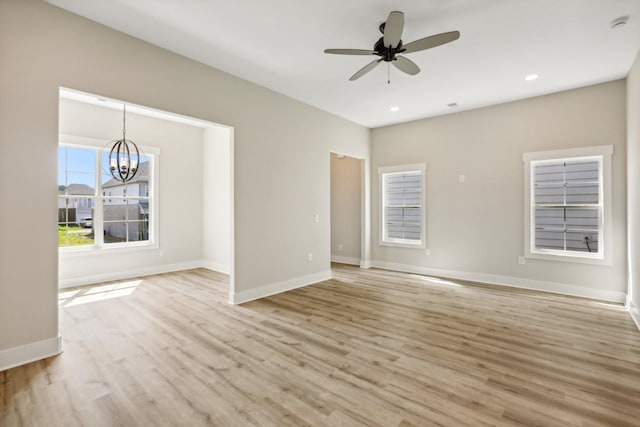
left=325, top=11, right=460, bottom=82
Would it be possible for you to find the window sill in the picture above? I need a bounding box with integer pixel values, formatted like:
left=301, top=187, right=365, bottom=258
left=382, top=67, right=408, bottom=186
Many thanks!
left=525, top=250, right=610, bottom=266
left=379, top=240, right=425, bottom=250
left=59, top=242, right=159, bottom=258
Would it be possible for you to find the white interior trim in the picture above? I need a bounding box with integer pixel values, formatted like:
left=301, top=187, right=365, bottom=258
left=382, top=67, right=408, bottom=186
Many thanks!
left=331, top=255, right=360, bottom=266
left=59, top=260, right=207, bottom=289
left=522, top=145, right=614, bottom=162
left=60, top=87, right=216, bottom=128
left=230, top=270, right=332, bottom=305
left=201, top=261, right=231, bottom=275
left=360, top=158, right=372, bottom=270
left=523, top=145, right=614, bottom=266
left=0, top=336, right=62, bottom=372
left=370, top=260, right=626, bottom=303
left=359, top=260, right=372, bottom=269
left=630, top=301, right=640, bottom=332
left=378, top=163, right=427, bottom=250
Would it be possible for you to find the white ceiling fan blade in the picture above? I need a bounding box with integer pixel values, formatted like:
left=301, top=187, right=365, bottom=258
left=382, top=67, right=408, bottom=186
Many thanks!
left=349, top=59, right=383, bottom=81
left=402, top=31, right=460, bottom=54
left=324, top=49, right=375, bottom=55
left=393, top=56, right=420, bottom=76
left=383, top=11, right=404, bottom=48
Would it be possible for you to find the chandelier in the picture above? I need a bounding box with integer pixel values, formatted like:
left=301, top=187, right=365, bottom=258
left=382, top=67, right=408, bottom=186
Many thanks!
left=108, top=104, right=140, bottom=183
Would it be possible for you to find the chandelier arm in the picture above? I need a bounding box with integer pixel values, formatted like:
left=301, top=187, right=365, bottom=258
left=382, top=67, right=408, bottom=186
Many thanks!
left=123, top=139, right=131, bottom=181
left=118, top=140, right=127, bottom=182
left=129, top=139, right=140, bottom=180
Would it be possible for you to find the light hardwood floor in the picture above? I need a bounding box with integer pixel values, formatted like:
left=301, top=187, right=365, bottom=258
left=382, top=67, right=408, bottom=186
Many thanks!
left=1, top=264, right=640, bottom=426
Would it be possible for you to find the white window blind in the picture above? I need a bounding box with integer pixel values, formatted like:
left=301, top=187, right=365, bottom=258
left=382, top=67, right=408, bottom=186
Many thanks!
left=379, top=164, right=425, bottom=248
left=533, top=158, right=601, bottom=255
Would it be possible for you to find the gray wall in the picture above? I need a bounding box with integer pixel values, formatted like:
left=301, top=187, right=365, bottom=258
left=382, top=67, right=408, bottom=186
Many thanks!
left=0, top=1, right=369, bottom=365
left=628, top=49, right=640, bottom=324
left=371, top=80, right=627, bottom=301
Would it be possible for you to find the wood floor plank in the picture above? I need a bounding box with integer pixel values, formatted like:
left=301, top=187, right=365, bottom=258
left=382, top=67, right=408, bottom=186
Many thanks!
left=2, top=265, right=640, bottom=426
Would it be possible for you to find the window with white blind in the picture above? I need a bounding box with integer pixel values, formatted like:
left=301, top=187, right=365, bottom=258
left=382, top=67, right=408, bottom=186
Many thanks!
left=523, top=145, right=613, bottom=264
left=379, top=164, right=426, bottom=248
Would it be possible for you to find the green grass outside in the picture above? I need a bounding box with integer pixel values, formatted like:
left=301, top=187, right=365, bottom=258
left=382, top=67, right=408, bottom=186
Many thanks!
left=58, top=225, right=94, bottom=246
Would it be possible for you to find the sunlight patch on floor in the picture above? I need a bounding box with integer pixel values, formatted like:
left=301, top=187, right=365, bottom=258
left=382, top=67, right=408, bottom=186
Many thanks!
left=59, top=280, right=142, bottom=307
left=590, top=300, right=625, bottom=309
left=409, top=274, right=464, bottom=287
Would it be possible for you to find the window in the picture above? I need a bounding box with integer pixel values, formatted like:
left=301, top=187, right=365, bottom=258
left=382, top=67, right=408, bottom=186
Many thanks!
left=58, top=140, right=156, bottom=250
left=379, top=163, right=426, bottom=248
left=523, top=145, right=613, bottom=264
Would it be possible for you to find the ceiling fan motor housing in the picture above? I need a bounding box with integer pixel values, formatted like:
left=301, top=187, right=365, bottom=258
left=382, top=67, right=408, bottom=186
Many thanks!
left=374, top=37, right=405, bottom=62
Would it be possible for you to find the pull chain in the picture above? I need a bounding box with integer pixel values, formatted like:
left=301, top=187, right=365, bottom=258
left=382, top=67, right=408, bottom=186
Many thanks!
left=387, top=63, right=390, bottom=84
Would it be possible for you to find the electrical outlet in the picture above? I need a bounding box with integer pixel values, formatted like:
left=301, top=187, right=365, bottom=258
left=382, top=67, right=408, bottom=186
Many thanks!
left=338, top=244, right=343, bottom=251
left=518, top=256, right=525, bottom=265
left=307, top=253, right=313, bottom=262
left=425, top=248, right=431, bottom=255
left=459, top=175, right=465, bottom=183
left=314, top=214, right=320, bottom=223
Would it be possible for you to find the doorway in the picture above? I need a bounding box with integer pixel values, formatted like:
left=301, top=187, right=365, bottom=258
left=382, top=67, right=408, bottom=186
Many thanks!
left=330, top=152, right=363, bottom=266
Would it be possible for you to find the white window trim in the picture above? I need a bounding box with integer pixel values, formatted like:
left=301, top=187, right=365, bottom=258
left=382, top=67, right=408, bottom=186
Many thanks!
left=58, top=135, right=160, bottom=256
left=522, top=145, right=613, bottom=265
left=378, top=163, right=426, bottom=249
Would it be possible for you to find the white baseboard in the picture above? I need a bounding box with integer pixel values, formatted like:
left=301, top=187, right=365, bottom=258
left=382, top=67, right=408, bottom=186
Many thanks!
left=370, top=261, right=626, bottom=303
left=359, top=260, right=372, bottom=269
left=331, top=255, right=360, bottom=266
left=630, top=301, right=640, bottom=332
left=0, top=336, right=62, bottom=372
left=201, top=260, right=231, bottom=275
left=59, top=260, right=206, bottom=289
left=230, top=270, right=332, bottom=305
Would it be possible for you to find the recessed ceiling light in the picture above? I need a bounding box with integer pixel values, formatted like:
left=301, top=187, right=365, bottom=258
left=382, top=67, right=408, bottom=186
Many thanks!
left=448, top=103, right=458, bottom=108
left=525, top=74, right=539, bottom=81
left=390, top=106, right=399, bottom=112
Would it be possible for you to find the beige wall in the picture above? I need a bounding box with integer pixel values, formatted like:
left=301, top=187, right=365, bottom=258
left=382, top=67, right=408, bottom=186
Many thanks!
left=0, top=1, right=369, bottom=366
left=371, top=80, right=627, bottom=301
left=628, top=49, right=640, bottom=325
left=330, top=153, right=361, bottom=263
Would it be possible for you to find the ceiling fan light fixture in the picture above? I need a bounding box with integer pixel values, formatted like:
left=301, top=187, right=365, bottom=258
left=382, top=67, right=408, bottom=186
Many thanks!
left=525, top=74, right=539, bottom=81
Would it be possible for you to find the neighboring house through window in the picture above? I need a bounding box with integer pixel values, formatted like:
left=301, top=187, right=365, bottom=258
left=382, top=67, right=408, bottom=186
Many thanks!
left=523, top=145, right=613, bottom=264
left=379, top=163, right=426, bottom=249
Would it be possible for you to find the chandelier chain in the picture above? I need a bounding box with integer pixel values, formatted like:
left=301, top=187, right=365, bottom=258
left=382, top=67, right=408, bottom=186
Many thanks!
left=122, top=105, right=127, bottom=140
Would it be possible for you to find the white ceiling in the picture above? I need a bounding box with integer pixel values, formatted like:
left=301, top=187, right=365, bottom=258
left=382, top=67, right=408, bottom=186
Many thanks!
left=47, top=0, right=640, bottom=128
